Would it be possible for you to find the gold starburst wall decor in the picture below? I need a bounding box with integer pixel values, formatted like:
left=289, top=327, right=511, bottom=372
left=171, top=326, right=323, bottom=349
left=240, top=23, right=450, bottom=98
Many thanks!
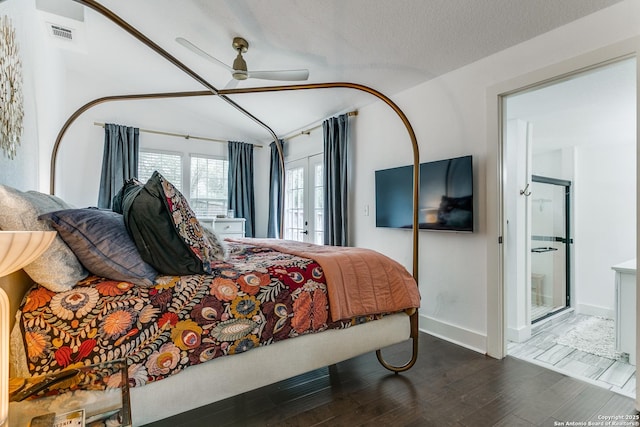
left=0, top=15, right=23, bottom=159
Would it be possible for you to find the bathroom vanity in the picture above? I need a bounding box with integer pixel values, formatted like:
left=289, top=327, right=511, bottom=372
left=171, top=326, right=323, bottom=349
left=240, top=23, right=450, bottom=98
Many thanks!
left=613, top=259, right=636, bottom=365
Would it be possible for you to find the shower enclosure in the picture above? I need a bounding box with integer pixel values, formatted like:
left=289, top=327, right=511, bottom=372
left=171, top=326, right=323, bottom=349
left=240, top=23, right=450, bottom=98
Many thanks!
left=530, top=175, right=572, bottom=322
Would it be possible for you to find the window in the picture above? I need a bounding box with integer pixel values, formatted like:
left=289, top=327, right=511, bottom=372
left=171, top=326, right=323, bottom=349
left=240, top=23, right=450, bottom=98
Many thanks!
left=139, top=150, right=228, bottom=216
left=138, top=151, right=182, bottom=191
left=190, top=155, right=228, bottom=217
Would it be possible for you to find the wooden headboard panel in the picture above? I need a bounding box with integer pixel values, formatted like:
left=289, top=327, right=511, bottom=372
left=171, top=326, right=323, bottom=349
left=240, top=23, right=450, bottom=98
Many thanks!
left=0, top=270, right=34, bottom=331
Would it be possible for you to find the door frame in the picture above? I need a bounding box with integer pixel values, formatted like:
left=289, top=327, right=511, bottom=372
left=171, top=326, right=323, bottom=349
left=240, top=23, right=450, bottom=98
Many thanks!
left=486, top=38, right=640, bottom=361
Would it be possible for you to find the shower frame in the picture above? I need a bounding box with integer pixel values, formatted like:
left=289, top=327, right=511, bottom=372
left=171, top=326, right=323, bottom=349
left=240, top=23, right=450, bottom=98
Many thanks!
left=531, top=174, right=572, bottom=323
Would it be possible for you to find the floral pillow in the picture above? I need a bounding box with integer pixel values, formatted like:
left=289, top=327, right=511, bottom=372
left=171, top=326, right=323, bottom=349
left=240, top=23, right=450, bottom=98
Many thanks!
left=122, top=171, right=225, bottom=275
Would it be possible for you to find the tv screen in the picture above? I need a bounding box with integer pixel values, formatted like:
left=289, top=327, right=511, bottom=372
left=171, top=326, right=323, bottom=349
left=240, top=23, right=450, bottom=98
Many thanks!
left=375, top=155, right=473, bottom=232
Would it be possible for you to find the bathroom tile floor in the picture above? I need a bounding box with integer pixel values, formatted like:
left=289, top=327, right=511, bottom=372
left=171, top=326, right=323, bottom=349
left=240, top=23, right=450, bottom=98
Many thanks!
left=508, top=312, right=636, bottom=399
left=530, top=303, right=564, bottom=322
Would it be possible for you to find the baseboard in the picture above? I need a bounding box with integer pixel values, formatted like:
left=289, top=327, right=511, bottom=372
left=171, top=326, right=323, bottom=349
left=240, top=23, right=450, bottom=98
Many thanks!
left=506, top=324, right=531, bottom=343
left=576, top=303, right=614, bottom=320
left=419, top=313, right=486, bottom=354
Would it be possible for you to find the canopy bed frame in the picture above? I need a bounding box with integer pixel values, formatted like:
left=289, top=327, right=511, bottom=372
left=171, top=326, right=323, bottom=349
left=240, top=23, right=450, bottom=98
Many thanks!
left=6, top=1, right=423, bottom=425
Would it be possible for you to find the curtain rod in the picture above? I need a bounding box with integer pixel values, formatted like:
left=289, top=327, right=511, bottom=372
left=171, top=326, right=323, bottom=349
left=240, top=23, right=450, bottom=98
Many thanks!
left=284, top=110, right=358, bottom=141
left=93, top=122, right=263, bottom=148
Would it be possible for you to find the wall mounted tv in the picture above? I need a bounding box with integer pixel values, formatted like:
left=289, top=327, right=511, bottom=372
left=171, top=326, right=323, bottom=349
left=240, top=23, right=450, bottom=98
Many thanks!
left=375, top=155, right=473, bottom=232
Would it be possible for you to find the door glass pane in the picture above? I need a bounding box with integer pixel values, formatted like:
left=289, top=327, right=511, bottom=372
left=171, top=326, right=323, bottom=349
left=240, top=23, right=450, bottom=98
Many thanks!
left=313, top=162, right=324, bottom=244
left=285, top=166, right=305, bottom=241
left=530, top=180, right=568, bottom=322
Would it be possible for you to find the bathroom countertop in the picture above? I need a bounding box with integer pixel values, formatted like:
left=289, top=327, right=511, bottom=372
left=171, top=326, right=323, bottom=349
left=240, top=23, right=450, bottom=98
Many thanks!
left=612, top=259, right=636, bottom=275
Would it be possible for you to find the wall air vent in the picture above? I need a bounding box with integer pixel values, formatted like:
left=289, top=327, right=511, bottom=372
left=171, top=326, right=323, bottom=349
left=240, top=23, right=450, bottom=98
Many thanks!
left=39, top=13, right=86, bottom=53
left=48, top=23, right=73, bottom=41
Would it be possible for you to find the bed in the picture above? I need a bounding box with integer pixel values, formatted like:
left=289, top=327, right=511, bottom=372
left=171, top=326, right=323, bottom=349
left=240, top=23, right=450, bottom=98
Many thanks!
left=4, top=1, right=423, bottom=425
left=3, top=181, right=420, bottom=425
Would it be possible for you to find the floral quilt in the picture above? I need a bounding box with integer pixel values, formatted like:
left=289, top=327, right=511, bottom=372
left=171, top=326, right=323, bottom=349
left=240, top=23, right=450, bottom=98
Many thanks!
left=19, top=241, right=382, bottom=387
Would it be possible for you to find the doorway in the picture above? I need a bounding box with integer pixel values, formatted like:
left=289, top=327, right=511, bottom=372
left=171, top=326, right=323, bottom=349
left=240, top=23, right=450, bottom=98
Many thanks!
left=504, top=57, right=636, bottom=341
left=501, top=56, right=636, bottom=396
left=284, top=154, right=324, bottom=243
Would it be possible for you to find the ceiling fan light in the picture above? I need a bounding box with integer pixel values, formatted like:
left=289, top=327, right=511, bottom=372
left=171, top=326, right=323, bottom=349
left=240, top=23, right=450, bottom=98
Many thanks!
left=232, top=71, right=248, bottom=80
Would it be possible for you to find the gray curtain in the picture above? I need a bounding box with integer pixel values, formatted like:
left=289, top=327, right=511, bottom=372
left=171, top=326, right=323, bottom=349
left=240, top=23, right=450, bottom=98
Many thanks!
left=323, top=114, right=349, bottom=246
left=228, top=141, right=255, bottom=237
left=268, top=139, right=285, bottom=238
left=98, top=123, right=139, bottom=209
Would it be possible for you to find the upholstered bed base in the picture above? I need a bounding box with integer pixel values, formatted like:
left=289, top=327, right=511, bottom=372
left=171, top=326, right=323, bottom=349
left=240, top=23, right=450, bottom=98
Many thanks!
left=131, top=312, right=411, bottom=425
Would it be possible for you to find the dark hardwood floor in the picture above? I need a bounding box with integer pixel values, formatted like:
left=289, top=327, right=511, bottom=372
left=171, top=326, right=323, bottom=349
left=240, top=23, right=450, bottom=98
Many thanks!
left=147, top=333, right=638, bottom=426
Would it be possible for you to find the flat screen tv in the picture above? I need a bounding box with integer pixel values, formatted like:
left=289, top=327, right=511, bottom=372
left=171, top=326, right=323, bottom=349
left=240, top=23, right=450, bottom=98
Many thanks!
left=375, top=155, right=473, bottom=232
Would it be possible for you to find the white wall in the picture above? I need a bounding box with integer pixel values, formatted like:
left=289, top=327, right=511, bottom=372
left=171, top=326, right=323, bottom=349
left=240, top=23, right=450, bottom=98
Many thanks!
left=0, top=1, right=72, bottom=193
left=0, top=0, right=40, bottom=191
left=574, top=142, right=636, bottom=317
left=285, top=128, right=323, bottom=162
left=353, top=0, right=640, bottom=352
left=353, top=72, right=488, bottom=351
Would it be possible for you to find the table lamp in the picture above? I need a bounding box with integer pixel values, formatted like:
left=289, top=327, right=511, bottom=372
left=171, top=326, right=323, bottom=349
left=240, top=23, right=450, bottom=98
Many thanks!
left=0, top=231, right=56, bottom=426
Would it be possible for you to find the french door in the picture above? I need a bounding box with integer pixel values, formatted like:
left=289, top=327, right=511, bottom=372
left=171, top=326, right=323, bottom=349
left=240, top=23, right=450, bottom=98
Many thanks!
left=284, top=154, right=324, bottom=244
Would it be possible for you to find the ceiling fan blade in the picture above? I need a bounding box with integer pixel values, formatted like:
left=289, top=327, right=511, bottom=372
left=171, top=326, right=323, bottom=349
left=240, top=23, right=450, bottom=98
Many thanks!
left=247, top=69, right=309, bottom=81
left=223, top=78, right=239, bottom=90
left=175, top=37, right=234, bottom=72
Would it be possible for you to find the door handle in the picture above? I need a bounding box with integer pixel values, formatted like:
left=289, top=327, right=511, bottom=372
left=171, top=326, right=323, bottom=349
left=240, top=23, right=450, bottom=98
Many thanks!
left=531, top=247, right=558, bottom=253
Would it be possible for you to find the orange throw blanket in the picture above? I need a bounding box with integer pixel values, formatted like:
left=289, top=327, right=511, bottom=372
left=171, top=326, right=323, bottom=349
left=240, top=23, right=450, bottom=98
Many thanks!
left=228, top=238, right=420, bottom=321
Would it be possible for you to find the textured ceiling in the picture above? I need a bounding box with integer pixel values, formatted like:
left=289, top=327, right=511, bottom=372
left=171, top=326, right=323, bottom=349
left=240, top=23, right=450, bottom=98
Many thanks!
left=58, top=0, right=626, bottom=142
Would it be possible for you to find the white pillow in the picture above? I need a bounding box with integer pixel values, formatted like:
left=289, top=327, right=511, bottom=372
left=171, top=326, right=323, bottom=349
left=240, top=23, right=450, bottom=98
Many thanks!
left=0, top=185, right=87, bottom=292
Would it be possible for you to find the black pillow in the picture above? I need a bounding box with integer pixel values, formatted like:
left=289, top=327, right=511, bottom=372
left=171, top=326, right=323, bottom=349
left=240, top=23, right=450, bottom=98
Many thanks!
left=122, top=171, right=224, bottom=275
left=112, top=178, right=142, bottom=214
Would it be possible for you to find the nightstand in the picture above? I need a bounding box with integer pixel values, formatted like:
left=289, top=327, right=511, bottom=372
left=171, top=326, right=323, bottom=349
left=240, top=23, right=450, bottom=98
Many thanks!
left=8, top=360, right=131, bottom=426
left=212, top=217, right=246, bottom=239
left=199, top=217, right=246, bottom=239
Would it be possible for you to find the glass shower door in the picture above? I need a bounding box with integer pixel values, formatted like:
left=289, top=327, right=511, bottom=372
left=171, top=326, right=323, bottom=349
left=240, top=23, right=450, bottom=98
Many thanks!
left=530, top=175, right=571, bottom=323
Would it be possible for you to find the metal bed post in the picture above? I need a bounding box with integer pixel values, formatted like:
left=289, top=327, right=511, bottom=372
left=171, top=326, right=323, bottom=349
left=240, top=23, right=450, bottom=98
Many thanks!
left=58, top=0, right=421, bottom=372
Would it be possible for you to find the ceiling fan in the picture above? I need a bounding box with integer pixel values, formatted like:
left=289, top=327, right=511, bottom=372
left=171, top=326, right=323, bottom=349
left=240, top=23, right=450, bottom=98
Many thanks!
left=176, top=36, right=309, bottom=85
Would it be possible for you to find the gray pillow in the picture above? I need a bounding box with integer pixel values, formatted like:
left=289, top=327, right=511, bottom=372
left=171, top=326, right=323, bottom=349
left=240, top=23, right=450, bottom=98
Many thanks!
left=39, top=208, right=158, bottom=288
left=0, top=185, right=87, bottom=292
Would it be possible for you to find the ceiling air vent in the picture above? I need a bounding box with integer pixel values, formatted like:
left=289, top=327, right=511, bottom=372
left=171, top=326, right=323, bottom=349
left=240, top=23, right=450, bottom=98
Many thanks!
left=48, top=23, right=73, bottom=41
